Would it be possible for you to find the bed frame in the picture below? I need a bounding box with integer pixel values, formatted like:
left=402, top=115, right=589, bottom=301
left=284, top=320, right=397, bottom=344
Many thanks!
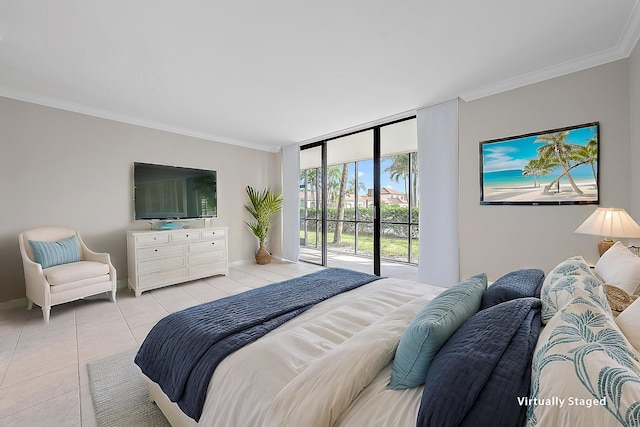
left=149, top=381, right=195, bottom=427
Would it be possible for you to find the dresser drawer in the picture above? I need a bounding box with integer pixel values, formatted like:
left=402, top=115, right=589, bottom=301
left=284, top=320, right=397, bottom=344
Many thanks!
left=171, top=231, right=201, bottom=242
left=136, top=233, right=169, bottom=245
left=137, top=244, right=185, bottom=261
left=189, top=262, right=227, bottom=278
left=138, top=257, right=186, bottom=274
left=200, top=228, right=226, bottom=240
left=188, top=239, right=226, bottom=253
left=188, top=250, right=226, bottom=266
left=139, top=267, right=187, bottom=287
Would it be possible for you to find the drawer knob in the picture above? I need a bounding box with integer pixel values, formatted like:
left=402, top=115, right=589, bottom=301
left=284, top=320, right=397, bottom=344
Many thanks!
left=154, top=249, right=158, bottom=252
left=186, top=234, right=189, bottom=237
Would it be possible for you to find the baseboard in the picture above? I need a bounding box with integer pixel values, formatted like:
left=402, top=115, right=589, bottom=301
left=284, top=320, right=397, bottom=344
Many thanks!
left=0, top=297, right=28, bottom=310
left=228, top=256, right=292, bottom=268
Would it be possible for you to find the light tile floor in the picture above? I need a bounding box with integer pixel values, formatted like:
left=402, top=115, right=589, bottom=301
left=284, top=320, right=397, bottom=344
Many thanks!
left=300, top=248, right=419, bottom=282
left=0, top=260, right=326, bottom=427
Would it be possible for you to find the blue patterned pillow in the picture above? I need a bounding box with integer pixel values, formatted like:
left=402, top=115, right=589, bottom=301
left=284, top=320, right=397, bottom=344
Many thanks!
left=388, top=273, right=487, bottom=390
left=540, top=256, right=609, bottom=324
left=28, top=235, right=81, bottom=269
left=481, top=268, right=545, bottom=309
left=529, top=290, right=640, bottom=426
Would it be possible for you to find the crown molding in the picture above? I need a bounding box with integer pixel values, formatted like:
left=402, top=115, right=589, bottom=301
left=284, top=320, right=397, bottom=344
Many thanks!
left=4, top=2, right=640, bottom=151
left=459, top=48, right=629, bottom=102
left=618, top=0, right=640, bottom=57
left=0, top=87, right=282, bottom=153
left=461, top=1, right=640, bottom=102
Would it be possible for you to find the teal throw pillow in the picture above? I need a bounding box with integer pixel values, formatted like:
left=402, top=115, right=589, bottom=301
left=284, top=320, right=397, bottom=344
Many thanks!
left=28, top=235, right=81, bottom=269
left=388, top=273, right=487, bottom=390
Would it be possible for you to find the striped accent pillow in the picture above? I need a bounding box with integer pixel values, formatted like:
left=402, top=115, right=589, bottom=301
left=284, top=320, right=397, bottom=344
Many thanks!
left=28, top=235, right=81, bottom=269
left=388, top=273, right=487, bottom=389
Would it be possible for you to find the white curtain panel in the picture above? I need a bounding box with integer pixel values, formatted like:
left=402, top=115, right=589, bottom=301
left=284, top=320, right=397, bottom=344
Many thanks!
left=281, top=143, right=300, bottom=262
left=417, top=99, right=460, bottom=286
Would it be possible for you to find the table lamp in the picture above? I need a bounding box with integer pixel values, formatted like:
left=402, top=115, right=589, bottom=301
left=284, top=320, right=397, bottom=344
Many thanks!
left=574, top=207, right=640, bottom=256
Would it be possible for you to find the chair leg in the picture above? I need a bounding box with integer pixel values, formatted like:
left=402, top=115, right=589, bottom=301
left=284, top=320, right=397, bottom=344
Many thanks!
left=27, top=299, right=33, bottom=310
left=109, top=289, right=117, bottom=303
left=42, top=306, right=50, bottom=323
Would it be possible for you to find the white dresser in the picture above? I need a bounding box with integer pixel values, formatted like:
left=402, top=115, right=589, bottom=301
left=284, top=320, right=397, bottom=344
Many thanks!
left=126, top=227, right=228, bottom=297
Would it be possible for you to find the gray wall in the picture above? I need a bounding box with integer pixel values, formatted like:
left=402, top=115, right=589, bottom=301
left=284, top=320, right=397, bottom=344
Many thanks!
left=629, top=43, right=640, bottom=220
left=459, top=59, right=633, bottom=281
left=2, top=55, right=637, bottom=302
left=0, top=97, right=281, bottom=303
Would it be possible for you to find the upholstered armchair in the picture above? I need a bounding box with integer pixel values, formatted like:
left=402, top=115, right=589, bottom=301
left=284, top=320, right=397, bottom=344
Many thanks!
left=19, top=227, right=117, bottom=322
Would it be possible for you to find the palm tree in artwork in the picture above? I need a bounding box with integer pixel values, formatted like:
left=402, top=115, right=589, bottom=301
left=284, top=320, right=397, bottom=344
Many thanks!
left=571, top=135, right=598, bottom=188
left=537, top=155, right=559, bottom=188
left=522, top=160, right=540, bottom=187
left=523, top=157, right=558, bottom=188
left=536, top=132, right=584, bottom=195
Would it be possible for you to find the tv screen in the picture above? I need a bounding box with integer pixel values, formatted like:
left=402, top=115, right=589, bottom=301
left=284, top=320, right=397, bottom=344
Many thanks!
left=480, top=122, right=599, bottom=205
left=134, top=162, right=217, bottom=220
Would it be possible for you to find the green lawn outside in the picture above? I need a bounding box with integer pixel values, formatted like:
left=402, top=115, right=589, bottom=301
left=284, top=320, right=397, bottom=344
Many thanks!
left=300, top=230, right=419, bottom=263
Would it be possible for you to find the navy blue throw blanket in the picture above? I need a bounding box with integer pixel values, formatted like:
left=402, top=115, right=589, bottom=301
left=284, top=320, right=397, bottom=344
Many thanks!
left=135, top=268, right=379, bottom=421
left=417, top=297, right=542, bottom=427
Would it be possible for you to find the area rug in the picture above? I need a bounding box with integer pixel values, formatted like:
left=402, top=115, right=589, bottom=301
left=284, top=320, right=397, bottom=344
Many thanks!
left=87, top=350, right=170, bottom=427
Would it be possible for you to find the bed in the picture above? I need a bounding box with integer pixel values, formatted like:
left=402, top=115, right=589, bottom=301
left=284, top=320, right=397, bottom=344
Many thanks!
left=135, top=247, right=640, bottom=427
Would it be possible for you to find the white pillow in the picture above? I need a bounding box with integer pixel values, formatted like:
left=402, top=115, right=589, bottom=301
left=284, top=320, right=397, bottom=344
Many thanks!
left=595, top=241, right=640, bottom=294
left=616, top=297, right=640, bottom=352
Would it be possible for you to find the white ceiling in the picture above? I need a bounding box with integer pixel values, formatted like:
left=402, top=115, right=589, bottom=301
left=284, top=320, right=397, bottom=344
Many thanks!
left=1, top=1, right=639, bottom=153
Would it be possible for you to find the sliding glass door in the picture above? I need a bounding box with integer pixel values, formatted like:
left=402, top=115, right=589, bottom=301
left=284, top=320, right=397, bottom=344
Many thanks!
left=299, top=117, right=418, bottom=276
left=325, top=130, right=375, bottom=274
left=299, top=144, right=324, bottom=265
left=379, top=119, right=419, bottom=272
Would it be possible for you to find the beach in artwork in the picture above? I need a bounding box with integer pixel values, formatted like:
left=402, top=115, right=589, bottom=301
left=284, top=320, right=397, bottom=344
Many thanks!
left=481, top=124, right=598, bottom=204
left=482, top=176, right=598, bottom=203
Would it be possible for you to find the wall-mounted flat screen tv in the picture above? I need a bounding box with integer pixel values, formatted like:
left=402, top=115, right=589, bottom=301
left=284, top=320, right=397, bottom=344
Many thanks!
left=134, top=162, right=217, bottom=220
left=480, top=122, right=599, bottom=205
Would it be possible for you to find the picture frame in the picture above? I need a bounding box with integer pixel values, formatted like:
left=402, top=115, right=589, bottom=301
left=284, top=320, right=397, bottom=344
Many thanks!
left=480, top=122, right=599, bottom=205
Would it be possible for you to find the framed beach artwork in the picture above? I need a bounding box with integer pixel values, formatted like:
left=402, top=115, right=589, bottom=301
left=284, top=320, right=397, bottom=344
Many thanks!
left=480, top=122, right=599, bottom=205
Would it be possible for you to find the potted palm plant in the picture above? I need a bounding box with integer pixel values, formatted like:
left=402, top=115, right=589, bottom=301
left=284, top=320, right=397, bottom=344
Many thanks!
left=244, top=185, right=284, bottom=264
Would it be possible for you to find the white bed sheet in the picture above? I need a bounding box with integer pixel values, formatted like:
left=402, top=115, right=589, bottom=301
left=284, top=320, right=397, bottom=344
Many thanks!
left=191, top=276, right=444, bottom=427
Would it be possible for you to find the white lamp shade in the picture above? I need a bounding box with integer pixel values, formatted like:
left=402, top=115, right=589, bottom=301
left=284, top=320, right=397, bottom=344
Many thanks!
left=575, top=208, right=640, bottom=238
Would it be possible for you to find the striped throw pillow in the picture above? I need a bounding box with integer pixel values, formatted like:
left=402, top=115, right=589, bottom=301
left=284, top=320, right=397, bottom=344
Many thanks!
left=28, top=235, right=81, bottom=269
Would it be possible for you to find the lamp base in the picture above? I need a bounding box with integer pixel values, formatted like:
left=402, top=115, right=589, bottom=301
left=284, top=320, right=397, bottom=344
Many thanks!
left=598, top=238, right=615, bottom=257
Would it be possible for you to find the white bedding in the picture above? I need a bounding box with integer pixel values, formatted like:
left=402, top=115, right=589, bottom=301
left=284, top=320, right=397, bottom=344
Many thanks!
left=190, top=277, right=444, bottom=427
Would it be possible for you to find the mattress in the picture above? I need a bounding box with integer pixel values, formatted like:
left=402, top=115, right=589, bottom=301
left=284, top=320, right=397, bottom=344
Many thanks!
left=148, top=276, right=444, bottom=427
